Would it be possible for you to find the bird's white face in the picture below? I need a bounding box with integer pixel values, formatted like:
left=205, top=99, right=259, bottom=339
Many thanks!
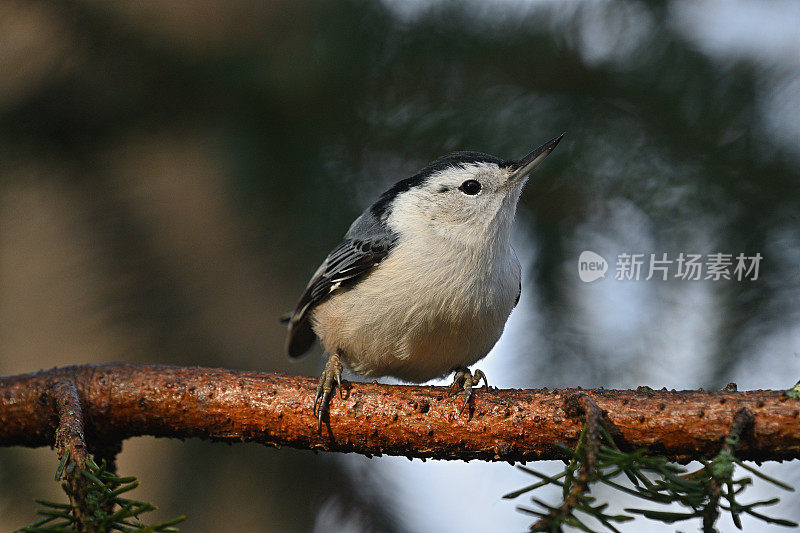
left=383, top=135, right=562, bottom=248
left=387, top=162, right=526, bottom=248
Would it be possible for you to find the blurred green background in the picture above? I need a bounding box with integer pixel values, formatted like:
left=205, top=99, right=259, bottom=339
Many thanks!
left=1, top=1, right=799, bottom=531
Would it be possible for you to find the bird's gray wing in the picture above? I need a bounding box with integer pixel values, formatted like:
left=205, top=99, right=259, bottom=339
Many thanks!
left=284, top=213, right=397, bottom=358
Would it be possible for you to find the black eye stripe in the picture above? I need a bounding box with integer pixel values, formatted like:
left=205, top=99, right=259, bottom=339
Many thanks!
left=458, top=179, right=481, bottom=195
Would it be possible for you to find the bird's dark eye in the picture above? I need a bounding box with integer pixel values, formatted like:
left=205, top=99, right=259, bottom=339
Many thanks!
left=458, top=179, right=481, bottom=195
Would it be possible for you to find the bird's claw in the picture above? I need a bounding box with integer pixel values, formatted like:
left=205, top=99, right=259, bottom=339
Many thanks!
left=313, top=353, right=344, bottom=431
left=449, top=367, right=488, bottom=416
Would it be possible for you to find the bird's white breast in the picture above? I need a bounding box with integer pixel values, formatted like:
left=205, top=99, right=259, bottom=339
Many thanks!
left=310, top=233, right=521, bottom=382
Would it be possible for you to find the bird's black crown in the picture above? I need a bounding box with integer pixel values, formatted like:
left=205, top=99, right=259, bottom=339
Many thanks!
left=370, top=151, right=510, bottom=219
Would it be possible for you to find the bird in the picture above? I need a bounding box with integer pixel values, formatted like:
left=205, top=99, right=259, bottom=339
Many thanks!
left=283, top=133, right=563, bottom=429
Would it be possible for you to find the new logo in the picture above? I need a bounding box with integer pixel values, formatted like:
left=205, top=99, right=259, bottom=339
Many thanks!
left=578, top=251, right=608, bottom=282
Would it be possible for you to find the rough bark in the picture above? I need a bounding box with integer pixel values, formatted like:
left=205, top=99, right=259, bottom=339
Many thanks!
left=52, top=380, right=94, bottom=531
left=1, top=363, right=799, bottom=463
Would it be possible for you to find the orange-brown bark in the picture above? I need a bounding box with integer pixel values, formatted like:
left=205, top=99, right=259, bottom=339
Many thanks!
left=1, top=363, right=799, bottom=463
left=52, top=380, right=95, bottom=528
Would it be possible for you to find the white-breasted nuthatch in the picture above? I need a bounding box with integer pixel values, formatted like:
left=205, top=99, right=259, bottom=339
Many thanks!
left=284, top=134, right=563, bottom=428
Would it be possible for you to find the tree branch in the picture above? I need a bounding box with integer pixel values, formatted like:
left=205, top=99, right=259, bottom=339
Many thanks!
left=531, top=393, right=605, bottom=531
left=52, top=379, right=95, bottom=529
left=1, top=363, right=799, bottom=463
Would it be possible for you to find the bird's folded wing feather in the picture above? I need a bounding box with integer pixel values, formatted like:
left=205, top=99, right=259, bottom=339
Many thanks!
left=285, top=221, right=397, bottom=358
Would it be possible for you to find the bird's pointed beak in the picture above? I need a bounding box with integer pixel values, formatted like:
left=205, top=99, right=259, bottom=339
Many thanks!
left=508, top=133, right=564, bottom=182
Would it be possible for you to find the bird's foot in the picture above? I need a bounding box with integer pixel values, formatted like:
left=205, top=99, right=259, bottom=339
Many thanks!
left=313, top=353, right=344, bottom=431
left=449, top=366, right=488, bottom=416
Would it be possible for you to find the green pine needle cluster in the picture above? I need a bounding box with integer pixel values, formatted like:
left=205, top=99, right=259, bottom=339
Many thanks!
left=787, top=381, right=800, bottom=400
left=17, top=455, right=186, bottom=533
left=505, top=425, right=797, bottom=532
